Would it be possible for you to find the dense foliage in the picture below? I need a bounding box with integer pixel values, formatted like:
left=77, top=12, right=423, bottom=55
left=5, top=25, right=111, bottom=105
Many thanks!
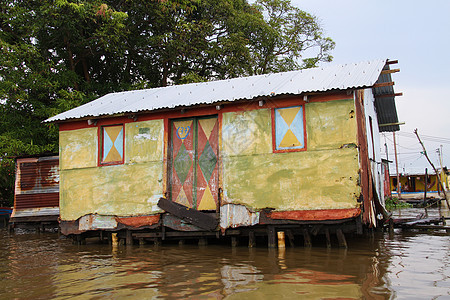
left=0, top=0, right=334, bottom=205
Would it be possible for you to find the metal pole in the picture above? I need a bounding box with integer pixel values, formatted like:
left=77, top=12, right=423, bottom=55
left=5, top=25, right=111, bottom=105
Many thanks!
left=393, top=132, right=401, bottom=198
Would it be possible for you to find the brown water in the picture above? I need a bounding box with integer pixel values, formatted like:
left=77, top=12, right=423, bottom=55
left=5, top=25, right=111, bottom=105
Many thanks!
left=1, top=207, right=449, bottom=299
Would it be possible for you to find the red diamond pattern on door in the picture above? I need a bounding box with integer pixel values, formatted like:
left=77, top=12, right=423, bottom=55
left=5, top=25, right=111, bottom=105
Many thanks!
left=170, top=116, right=219, bottom=210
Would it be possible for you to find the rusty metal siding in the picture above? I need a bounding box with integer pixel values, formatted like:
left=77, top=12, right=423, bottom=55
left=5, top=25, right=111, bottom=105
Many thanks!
left=14, top=156, right=59, bottom=210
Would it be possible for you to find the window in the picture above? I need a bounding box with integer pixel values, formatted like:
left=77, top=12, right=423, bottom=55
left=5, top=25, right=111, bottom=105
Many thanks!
left=100, top=124, right=124, bottom=165
left=273, top=105, right=306, bottom=152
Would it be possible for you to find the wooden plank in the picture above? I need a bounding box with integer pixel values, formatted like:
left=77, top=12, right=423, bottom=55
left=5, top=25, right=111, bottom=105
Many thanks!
left=373, top=82, right=394, bottom=88
left=375, top=92, right=403, bottom=98
left=386, top=60, right=399, bottom=65
left=133, top=231, right=217, bottom=238
left=381, top=69, right=400, bottom=74
left=157, top=197, right=218, bottom=231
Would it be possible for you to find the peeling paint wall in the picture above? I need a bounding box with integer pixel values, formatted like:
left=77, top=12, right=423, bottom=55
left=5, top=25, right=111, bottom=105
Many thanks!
left=59, top=119, right=164, bottom=221
left=221, top=98, right=361, bottom=211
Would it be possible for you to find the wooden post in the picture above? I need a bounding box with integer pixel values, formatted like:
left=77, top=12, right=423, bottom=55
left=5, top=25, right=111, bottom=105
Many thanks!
left=248, top=231, right=256, bottom=248
left=336, top=229, right=347, bottom=249
left=231, top=236, right=238, bottom=247
left=389, top=218, right=394, bottom=235
left=286, top=230, right=295, bottom=248
left=393, top=132, right=401, bottom=199
left=267, top=226, right=276, bottom=248
left=111, top=232, right=118, bottom=247
left=303, top=229, right=312, bottom=248
left=199, top=238, right=208, bottom=246
left=126, top=230, right=133, bottom=245
left=277, top=231, right=285, bottom=249
left=325, top=228, right=331, bottom=248
left=423, top=168, right=428, bottom=206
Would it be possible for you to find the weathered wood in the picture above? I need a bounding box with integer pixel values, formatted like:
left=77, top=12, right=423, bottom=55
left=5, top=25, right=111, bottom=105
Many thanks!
left=303, top=229, right=311, bottom=247
left=267, top=226, right=276, bottom=248
left=157, top=198, right=218, bottom=231
left=286, top=229, right=295, bottom=248
left=325, top=229, right=331, bottom=248
left=381, top=68, right=400, bottom=74
left=277, top=231, right=285, bottom=248
left=373, top=82, right=394, bottom=88
left=336, top=229, right=347, bottom=248
left=126, top=230, right=133, bottom=245
left=133, top=231, right=217, bottom=238
left=248, top=231, right=256, bottom=248
left=231, top=236, right=238, bottom=247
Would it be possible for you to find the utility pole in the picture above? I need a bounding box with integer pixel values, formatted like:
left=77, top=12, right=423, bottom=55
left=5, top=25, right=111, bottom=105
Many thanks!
left=393, top=132, right=401, bottom=198
left=437, top=145, right=445, bottom=190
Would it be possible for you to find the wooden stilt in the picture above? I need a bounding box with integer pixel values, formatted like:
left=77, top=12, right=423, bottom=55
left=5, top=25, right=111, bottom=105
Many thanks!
left=389, top=218, right=394, bottom=235
left=267, top=226, right=276, bottom=248
left=111, top=233, right=118, bottom=246
left=199, top=238, right=208, bottom=246
left=286, top=230, right=295, bottom=248
left=126, top=230, right=133, bottom=245
left=231, top=236, right=238, bottom=247
left=248, top=231, right=256, bottom=248
left=336, top=229, right=347, bottom=248
left=303, top=229, right=312, bottom=247
left=277, top=231, right=285, bottom=248
left=325, top=228, right=331, bottom=248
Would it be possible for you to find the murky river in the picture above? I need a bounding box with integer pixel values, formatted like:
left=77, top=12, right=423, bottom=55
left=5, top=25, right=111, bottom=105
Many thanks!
left=1, top=207, right=449, bottom=299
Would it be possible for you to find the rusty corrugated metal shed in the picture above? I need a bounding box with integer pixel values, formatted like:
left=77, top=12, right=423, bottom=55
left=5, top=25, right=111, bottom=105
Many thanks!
left=13, top=156, right=59, bottom=211
left=45, top=59, right=390, bottom=123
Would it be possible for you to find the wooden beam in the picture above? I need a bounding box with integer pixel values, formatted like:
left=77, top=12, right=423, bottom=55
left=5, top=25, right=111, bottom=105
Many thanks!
left=157, top=198, right=218, bottom=231
left=381, top=68, right=400, bottom=74
left=379, top=122, right=405, bottom=127
left=375, top=92, right=403, bottom=98
left=386, top=60, right=398, bottom=65
left=373, top=82, right=394, bottom=88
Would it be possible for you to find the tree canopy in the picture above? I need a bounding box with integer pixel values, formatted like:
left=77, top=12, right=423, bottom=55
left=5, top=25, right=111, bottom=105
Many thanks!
left=0, top=0, right=334, bottom=205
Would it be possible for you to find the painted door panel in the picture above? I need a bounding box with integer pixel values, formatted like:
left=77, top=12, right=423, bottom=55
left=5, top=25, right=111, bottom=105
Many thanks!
left=170, top=116, right=219, bottom=210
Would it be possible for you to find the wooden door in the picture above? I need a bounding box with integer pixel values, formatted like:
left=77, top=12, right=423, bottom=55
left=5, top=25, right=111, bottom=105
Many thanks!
left=169, top=116, right=219, bottom=211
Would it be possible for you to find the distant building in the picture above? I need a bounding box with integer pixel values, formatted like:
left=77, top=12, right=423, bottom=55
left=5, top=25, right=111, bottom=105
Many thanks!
left=10, top=155, right=59, bottom=230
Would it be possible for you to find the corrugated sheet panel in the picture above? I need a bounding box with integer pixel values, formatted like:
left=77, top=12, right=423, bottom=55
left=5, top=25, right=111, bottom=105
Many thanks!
left=14, top=156, right=59, bottom=210
left=373, top=64, right=400, bottom=132
left=46, top=59, right=388, bottom=123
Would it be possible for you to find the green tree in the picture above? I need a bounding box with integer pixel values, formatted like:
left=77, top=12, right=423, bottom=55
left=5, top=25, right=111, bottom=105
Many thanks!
left=0, top=0, right=334, bottom=206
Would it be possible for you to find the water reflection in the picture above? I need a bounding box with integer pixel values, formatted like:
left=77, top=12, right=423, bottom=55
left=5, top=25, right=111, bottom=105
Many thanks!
left=1, top=207, right=448, bottom=299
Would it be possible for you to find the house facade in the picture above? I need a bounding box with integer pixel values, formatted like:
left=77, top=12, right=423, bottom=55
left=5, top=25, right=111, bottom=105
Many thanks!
left=47, top=59, right=400, bottom=244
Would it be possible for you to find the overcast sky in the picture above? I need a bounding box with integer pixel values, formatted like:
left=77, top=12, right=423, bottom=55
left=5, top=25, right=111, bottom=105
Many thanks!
left=293, top=0, right=450, bottom=174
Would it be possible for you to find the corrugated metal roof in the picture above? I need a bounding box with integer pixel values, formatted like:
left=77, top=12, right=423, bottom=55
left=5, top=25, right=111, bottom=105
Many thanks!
left=45, top=59, right=388, bottom=123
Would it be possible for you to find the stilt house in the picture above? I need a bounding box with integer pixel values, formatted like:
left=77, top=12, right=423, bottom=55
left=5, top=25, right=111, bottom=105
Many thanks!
left=46, top=59, right=401, bottom=244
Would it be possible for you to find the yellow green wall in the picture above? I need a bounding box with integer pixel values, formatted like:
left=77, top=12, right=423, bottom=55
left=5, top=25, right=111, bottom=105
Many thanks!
left=59, top=120, right=165, bottom=221
left=221, top=98, right=360, bottom=211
